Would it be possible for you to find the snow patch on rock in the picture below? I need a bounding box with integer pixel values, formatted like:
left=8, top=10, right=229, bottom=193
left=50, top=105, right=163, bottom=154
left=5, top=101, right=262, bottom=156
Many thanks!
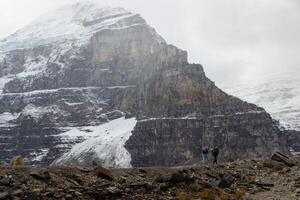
left=0, top=76, right=14, bottom=94
left=17, top=56, right=48, bottom=78
left=1, top=86, right=134, bottom=96
left=22, top=104, right=60, bottom=119
left=54, top=117, right=137, bottom=168
left=31, top=148, right=49, bottom=162
left=0, top=112, right=19, bottom=127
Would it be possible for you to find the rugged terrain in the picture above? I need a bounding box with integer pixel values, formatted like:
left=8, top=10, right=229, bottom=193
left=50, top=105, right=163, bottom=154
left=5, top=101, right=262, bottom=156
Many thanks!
left=0, top=2, right=291, bottom=167
left=0, top=154, right=300, bottom=200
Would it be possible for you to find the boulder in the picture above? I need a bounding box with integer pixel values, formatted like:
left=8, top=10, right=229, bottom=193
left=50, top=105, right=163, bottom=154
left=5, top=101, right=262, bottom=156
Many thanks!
left=218, top=173, right=235, bottom=188
left=169, top=170, right=195, bottom=184
left=0, top=177, right=11, bottom=186
left=0, top=192, right=9, bottom=200
left=263, top=159, right=285, bottom=171
left=94, top=165, right=114, bottom=181
left=271, top=152, right=295, bottom=167
left=30, top=169, right=51, bottom=181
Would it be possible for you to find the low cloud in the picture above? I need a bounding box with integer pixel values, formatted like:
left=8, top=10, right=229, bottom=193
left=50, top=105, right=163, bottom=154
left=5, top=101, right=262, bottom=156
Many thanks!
left=0, top=0, right=299, bottom=85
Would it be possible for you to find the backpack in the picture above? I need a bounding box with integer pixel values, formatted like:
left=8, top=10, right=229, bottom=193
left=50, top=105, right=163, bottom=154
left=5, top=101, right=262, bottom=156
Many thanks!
left=212, top=148, right=219, bottom=157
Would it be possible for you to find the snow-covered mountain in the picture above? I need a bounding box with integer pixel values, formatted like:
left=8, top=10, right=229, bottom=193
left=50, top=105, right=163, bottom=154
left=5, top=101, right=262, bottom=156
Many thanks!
left=222, top=72, right=300, bottom=131
left=0, top=2, right=163, bottom=52
left=0, top=2, right=150, bottom=167
left=0, top=2, right=290, bottom=167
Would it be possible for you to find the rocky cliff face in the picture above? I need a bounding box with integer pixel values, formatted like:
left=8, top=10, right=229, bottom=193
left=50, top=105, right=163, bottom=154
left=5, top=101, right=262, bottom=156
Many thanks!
left=126, top=113, right=286, bottom=167
left=0, top=2, right=290, bottom=167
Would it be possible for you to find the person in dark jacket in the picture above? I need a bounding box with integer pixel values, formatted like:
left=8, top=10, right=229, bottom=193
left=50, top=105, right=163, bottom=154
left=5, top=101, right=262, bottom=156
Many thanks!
left=212, top=147, right=219, bottom=165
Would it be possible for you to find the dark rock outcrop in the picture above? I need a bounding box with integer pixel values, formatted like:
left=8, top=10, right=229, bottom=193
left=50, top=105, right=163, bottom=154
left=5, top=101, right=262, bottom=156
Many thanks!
left=271, top=152, right=295, bottom=167
left=285, top=130, right=300, bottom=153
left=126, top=112, right=287, bottom=167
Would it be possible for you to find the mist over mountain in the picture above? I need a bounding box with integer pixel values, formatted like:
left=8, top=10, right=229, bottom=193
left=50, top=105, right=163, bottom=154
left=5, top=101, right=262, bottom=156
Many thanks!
left=1, top=0, right=300, bottom=86
left=0, top=2, right=296, bottom=168
left=0, top=2, right=299, bottom=200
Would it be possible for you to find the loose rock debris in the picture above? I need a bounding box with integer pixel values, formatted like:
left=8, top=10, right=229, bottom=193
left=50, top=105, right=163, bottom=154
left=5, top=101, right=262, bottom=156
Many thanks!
left=0, top=153, right=299, bottom=199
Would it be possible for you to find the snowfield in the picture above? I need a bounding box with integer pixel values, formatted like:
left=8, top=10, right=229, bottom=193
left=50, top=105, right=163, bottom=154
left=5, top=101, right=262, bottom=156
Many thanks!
left=54, top=117, right=137, bottom=168
left=222, top=72, right=300, bottom=131
left=0, top=112, right=19, bottom=127
left=0, top=3, right=142, bottom=53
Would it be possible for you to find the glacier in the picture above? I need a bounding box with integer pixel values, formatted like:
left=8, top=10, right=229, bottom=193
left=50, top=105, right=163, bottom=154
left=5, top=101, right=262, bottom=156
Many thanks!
left=222, top=71, right=300, bottom=131
left=53, top=117, right=137, bottom=168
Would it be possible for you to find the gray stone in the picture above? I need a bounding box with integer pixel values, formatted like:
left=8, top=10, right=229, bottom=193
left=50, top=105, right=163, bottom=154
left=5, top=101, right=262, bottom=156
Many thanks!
left=0, top=177, right=11, bottom=186
left=271, top=152, right=295, bottom=167
left=159, top=183, right=169, bottom=191
left=12, top=189, right=23, bottom=196
left=218, top=173, right=235, bottom=188
left=65, top=194, right=73, bottom=200
left=13, top=175, right=27, bottom=184
left=30, top=170, right=51, bottom=181
left=169, top=170, right=195, bottom=184
left=0, top=192, right=9, bottom=199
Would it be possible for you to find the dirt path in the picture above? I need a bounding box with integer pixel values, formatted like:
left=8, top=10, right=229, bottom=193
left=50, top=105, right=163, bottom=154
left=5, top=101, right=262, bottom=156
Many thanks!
left=249, top=166, right=300, bottom=200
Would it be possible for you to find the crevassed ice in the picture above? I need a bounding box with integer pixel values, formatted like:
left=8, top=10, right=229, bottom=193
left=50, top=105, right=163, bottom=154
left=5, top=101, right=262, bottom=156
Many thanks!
left=222, top=71, right=300, bottom=131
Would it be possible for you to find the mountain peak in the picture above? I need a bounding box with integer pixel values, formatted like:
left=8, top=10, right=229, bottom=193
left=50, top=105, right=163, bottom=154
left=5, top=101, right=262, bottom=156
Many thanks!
left=52, top=2, right=131, bottom=24
left=0, top=3, right=143, bottom=52
left=0, top=1, right=290, bottom=169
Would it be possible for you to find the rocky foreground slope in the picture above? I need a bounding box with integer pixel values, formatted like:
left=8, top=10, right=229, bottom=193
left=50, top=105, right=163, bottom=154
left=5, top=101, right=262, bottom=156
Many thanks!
left=0, top=153, right=300, bottom=200
left=0, top=2, right=290, bottom=167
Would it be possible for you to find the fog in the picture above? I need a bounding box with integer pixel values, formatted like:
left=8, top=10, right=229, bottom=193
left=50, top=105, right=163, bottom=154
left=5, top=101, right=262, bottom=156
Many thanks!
left=1, top=0, right=299, bottom=85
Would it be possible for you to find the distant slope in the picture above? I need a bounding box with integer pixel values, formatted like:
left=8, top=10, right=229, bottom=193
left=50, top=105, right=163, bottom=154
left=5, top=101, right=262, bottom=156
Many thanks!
left=222, top=72, right=300, bottom=131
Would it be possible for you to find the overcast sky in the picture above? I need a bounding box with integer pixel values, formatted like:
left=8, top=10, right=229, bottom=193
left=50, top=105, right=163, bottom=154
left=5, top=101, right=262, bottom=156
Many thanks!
left=0, top=0, right=299, bottom=85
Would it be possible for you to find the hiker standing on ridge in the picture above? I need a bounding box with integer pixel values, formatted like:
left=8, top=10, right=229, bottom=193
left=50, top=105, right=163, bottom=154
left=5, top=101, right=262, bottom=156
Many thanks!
left=202, top=147, right=209, bottom=164
left=212, top=147, right=219, bottom=165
